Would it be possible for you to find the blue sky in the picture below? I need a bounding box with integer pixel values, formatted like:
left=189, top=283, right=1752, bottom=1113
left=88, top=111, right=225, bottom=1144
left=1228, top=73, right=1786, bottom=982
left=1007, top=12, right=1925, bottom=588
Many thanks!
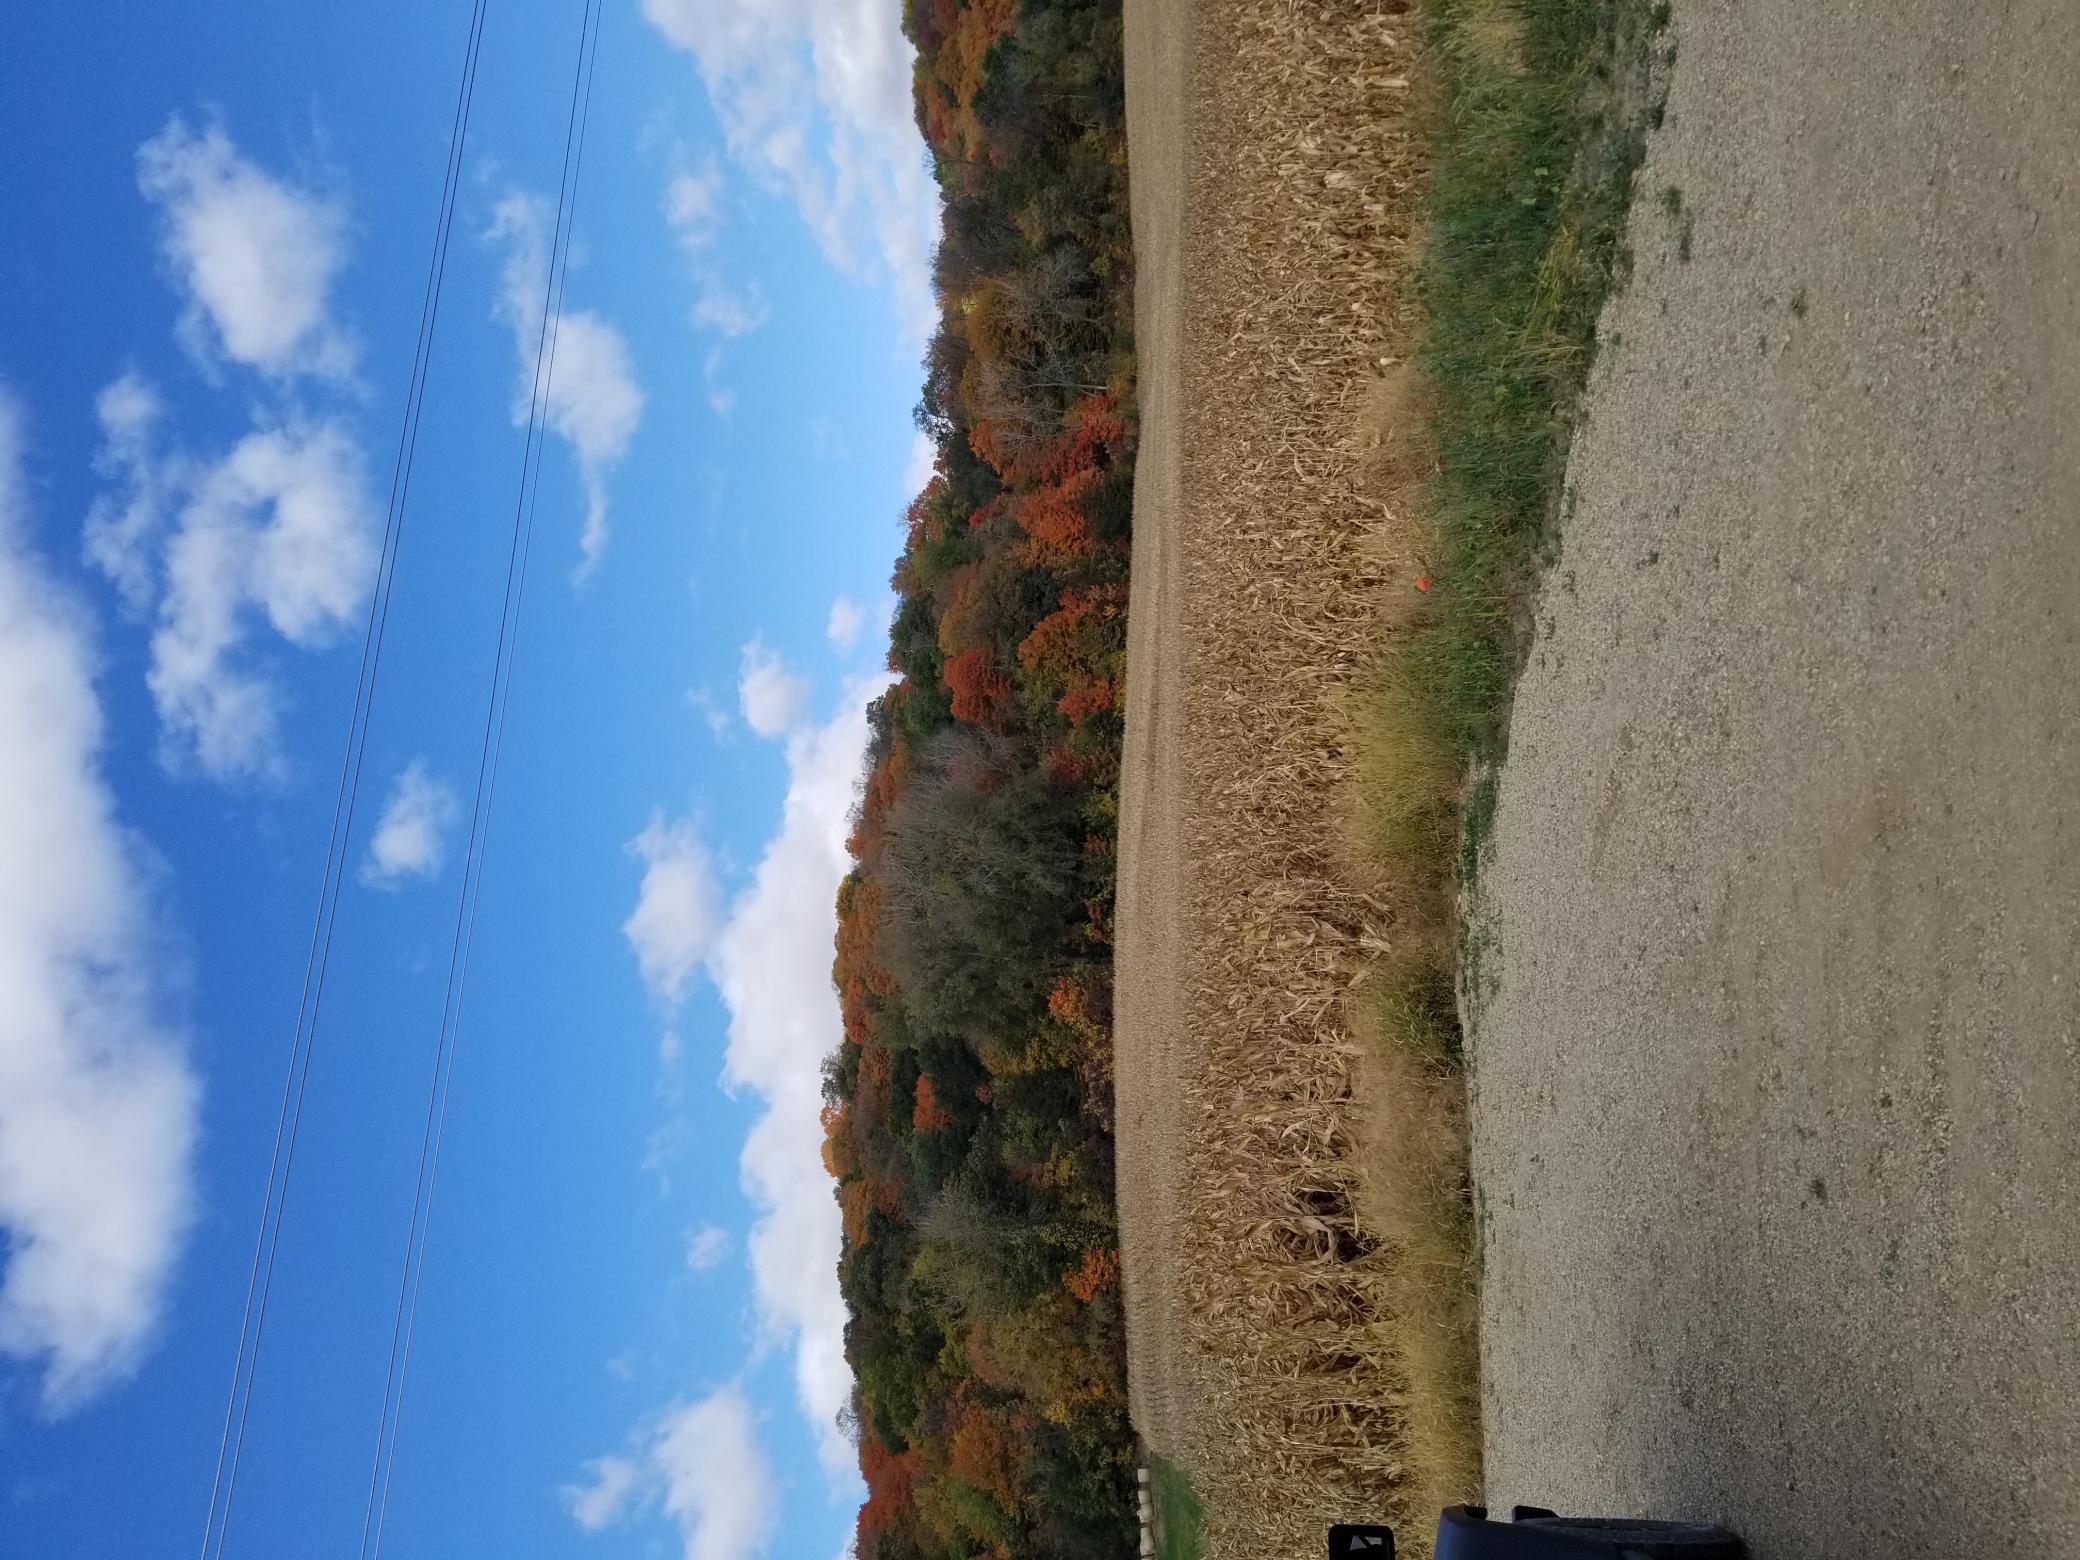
left=0, top=3, right=933, bottom=1557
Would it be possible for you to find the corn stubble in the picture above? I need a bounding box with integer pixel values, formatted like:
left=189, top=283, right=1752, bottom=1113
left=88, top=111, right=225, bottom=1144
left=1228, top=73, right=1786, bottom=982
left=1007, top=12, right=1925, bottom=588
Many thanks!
left=1153, top=0, right=1482, bottom=1554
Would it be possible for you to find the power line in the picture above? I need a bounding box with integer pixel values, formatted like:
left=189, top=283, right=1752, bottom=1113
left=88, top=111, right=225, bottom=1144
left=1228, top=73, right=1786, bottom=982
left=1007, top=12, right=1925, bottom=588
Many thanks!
left=357, top=5, right=605, bottom=1556
left=197, top=4, right=491, bottom=1557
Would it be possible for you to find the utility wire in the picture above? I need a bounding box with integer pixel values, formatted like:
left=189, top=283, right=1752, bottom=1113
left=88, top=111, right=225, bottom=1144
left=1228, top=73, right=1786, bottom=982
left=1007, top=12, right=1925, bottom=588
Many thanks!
left=199, top=5, right=491, bottom=1558
left=356, top=6, right=604, bottom=1557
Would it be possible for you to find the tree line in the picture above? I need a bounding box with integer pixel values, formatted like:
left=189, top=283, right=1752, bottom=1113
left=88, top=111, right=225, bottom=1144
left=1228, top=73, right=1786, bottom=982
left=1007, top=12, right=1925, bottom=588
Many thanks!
left=826, top=2, right=1137, bottom=1555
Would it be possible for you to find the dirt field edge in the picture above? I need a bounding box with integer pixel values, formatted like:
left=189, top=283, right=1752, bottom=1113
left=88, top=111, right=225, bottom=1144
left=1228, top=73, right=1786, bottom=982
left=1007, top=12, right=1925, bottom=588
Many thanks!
left=1114, top=0, right=1197, bottom=1473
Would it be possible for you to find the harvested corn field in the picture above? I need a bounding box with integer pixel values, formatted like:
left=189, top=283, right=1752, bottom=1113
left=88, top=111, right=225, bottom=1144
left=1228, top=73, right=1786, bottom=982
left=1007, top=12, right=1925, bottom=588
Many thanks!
left=1115, top=0, right=1478, bottom=1554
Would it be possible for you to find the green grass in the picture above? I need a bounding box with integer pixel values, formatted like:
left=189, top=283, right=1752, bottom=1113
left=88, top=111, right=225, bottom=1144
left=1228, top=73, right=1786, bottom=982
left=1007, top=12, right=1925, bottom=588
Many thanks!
left=1404, top=0, right=1675, bottom=867
left=1335, top=2, right=1673, bottom=1538
left=1150, top=1456, right=1204, bottom=1560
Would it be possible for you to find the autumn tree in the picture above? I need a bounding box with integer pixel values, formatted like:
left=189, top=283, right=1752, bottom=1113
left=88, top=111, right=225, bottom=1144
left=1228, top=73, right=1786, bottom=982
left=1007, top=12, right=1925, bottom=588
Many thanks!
left=875, top=730, right=1081, bottom=1041
left=831, top=5, right=1139, bottom=1554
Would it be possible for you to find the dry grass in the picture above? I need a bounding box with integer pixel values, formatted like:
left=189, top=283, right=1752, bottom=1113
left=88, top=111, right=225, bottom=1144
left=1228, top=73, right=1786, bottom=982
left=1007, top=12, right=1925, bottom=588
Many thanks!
left=1454, top=0, right=1528, bottom=76
left=1146, top=0, right=1481, bottom=1553
left=1130, top=0, right=1670, bottom=1549
left=1349, top=958, right=1482, bottom=1519
left=1343, top=648, right=1460, bottom=883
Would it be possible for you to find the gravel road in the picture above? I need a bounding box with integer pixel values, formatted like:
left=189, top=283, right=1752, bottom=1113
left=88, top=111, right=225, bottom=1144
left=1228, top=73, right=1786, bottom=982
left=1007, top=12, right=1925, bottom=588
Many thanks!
left=1470, top=3, right=2080, bottom=1555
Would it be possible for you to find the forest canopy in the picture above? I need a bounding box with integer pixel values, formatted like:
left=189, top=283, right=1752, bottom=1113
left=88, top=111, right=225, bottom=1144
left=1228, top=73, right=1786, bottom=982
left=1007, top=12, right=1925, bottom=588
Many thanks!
left=827, top=3, right=1137, bottom=1555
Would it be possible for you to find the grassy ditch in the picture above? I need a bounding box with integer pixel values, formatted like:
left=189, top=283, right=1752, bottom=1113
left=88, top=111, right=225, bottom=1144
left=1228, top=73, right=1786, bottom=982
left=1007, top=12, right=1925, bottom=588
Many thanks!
left=1341, top=0, right=1674, bottom=1536
left=1150, top=1457, right=1204, bottom=1560
left=1397, top=0, right=1676, bottom=877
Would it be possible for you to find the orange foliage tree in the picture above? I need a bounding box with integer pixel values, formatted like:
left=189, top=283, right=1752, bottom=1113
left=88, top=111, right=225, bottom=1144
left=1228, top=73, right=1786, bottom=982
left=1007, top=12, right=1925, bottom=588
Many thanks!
left=1063, top=1247, right=1119, bottom=1304
left=913, top=1075, right=955, bottom=1134
left=943, top=647, right=1013, bottom=726
left=947, top=1398, right=1026, bottom=1518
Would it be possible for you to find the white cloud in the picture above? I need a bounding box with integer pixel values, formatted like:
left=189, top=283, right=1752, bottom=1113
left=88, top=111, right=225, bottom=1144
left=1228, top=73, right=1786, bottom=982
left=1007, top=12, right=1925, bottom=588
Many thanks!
left=0, top=389, right=201, bottom=1412
left=82, top=374, right=378, bottom=785
left=566, top=1385, right=778, bottom=1560
left=142, top=418, right=377, bottom=782
left=622, top=815, right=723, bottom=1012
left=487, top=193, right=645, bottom=582
left=97, top=121, right=380, bottom=783
left=663, top=158, right=767, bottom=418
left=563, top=1455, right=641, bottom=1533
left=665, top=164, right=726, bottom=251
left=655, top=1388, right=777, bottom=1560
left=684, top=1224, right=730, bottom=1272
left=641, top=0, right=938, bottom=339
left=824, top=595, right=865, bottom=653
left=702, top=348, right=736, bottom=421
left=643, top=1115, right=692, bottom=1193
left=708, top=675, right=889, bottom=1479
left=82, top=372, right=172, bottom=615
left=685, top=685, right=734, bottom=742
left=615, top=676, right=887, bottom=1483
left=736, top=639, right=809, bottom=740
left=361, top=760, right=459, bottom=888
left=904, top=427, right=938, bottom=501
left=691, top=277, right=769, bottom=342
left=136, top=116, right=354, bottom=382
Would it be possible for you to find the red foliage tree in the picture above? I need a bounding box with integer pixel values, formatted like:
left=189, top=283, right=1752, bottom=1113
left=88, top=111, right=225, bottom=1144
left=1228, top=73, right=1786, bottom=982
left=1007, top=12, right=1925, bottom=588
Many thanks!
left=857, top=1433, right=917, bottom=1542
left=1056, top=674, right=1118, bottom=724
left=1027, top=392, right=1127, bottom=486
left=912, top=0, right=1016, bottom=159
left=1017, top=584, right=1128, bottom=719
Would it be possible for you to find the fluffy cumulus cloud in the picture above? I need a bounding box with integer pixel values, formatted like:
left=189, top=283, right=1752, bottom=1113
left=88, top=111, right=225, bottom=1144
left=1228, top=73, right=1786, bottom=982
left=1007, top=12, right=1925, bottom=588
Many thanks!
left=655, top=1388, right=779, bottom=1560
left=623, top=816, right=723, bottom=1012
left=616, top=672, right=888, bottom=1481
left=641, top=0, right=938, bottom=337
left=824, top=595, right=865, bottom=654
left=0, top=391, right=201, bottom=1412
left=664, top=160, right=767, bottom=341
left=736, top=639, right=809, bottom=740
left=615, top=682, right=886, bottom=1489
left=487, top=193, right=645, bottom=582
left=361, top=760, right=459, bottom=888
left=89, top=119, right=381, bottom=784
left=706, top=677, right=887, bottom=1478
left=121, top=414, right=378, bottom=782
left=136, top=116, right=354, bottom=382
left=565, top=1385, right=778, bottom=1560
